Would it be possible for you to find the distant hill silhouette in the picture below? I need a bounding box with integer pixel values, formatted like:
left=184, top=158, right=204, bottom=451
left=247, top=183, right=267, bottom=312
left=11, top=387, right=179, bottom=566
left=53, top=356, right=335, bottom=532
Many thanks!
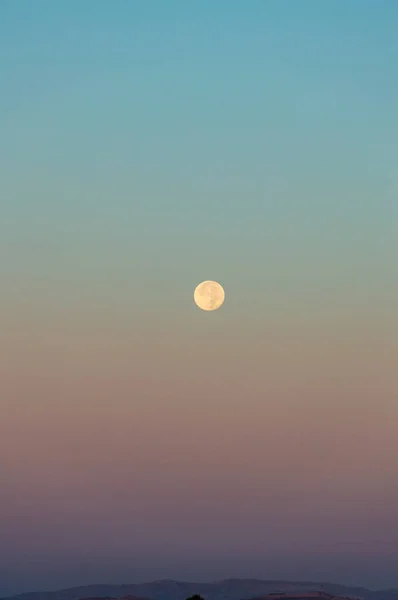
left=244, top=593, right=360, bottom=600
left=80, top=596, right=150, bottom=600
left=2, top=579, right=398, bottom=600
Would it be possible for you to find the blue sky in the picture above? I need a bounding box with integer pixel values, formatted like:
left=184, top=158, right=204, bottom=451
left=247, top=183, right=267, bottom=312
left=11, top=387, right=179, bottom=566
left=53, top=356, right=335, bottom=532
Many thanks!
left=1, top=2, right=396, bottom=274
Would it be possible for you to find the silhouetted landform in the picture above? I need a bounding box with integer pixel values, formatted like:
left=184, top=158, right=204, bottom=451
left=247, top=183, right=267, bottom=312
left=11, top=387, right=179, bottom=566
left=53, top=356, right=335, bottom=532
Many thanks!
left=2, top=579, right=398, bottom=600
left=244, top=593, right=360, bottom=600
left=80, top=596, right=150, bottom=600
left=82, top=593, right=356, bottom=600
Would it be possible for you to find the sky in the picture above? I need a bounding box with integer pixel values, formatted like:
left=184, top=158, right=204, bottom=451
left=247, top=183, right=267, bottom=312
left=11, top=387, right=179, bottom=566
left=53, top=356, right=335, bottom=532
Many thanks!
left=0, top=0, right=397, bottom=596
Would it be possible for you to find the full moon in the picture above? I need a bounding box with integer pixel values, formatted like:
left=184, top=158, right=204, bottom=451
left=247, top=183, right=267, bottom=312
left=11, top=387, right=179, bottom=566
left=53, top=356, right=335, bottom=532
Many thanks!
left=194, top=280, right=225, bottom=311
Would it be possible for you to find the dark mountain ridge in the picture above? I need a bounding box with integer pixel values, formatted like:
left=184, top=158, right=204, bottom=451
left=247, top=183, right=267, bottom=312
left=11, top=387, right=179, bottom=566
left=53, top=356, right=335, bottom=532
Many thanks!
left=3, top=579, right=398, bottom=600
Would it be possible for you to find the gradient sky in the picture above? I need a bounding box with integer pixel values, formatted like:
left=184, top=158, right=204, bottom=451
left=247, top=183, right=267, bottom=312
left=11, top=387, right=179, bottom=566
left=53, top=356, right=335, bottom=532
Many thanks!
left=1, top=1, right=397, bottom=596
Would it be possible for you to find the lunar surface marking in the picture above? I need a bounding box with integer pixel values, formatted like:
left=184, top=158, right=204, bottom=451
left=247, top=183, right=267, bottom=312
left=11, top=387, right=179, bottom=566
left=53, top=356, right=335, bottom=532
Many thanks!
left=194, top=280, right=225, bottom=311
